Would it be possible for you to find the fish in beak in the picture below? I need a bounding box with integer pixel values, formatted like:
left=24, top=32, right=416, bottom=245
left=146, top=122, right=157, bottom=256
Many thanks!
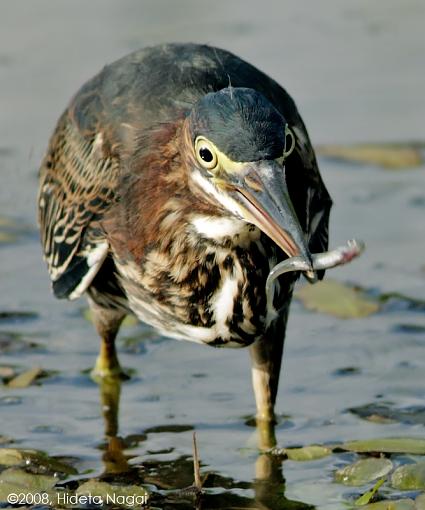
left=215, top=160, right=316, bottom=280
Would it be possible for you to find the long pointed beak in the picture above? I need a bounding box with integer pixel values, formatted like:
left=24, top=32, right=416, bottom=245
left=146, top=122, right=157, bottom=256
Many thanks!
left=217, top=160, right=314, bottom=275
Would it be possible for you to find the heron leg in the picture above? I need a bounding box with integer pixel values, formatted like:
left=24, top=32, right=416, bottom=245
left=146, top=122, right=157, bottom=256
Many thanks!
left=249, top=308, right=289, bottom=424
left=88, top=298, right=127, bottom=379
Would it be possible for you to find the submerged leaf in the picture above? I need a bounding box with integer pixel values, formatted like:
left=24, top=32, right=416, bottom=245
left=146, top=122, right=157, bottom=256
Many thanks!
left=285, top=445, right=332, bottom=461
left=295, top=280, right=379, bottom=318
left=391, top=461, right=425, bottom=490
left=0, top=468, right=57, bottom=502
left=0, top=449, right=26, bottom=466
left=0, top=448, right=77, bottom=475
left=415, top=493, right=425, bottom=510
left=336, top=458, right=392, bottom=486
left=7, top=367, right=43, bottom=388
left=350, top=403, right=425, bottom=426
left=316, top=143, right=424, bottom=169
left=342, top=438, right=425, bottom=455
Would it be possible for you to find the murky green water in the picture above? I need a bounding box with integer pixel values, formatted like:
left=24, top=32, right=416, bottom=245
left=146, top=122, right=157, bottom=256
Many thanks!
left=1, top=1, right=424, bottom=508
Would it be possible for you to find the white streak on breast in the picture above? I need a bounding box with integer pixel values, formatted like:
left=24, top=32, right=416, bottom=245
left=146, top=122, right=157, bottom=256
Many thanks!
left=212, top=275, right=239, bottom=338
left=191, top=216, right=244, bottom=240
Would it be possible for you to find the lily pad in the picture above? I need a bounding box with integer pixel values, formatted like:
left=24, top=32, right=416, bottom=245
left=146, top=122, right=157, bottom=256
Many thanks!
left=349, top=403, right=425, bottom=426
left=0, top=468, right=57, bottom=502
left=0, top=449, right=29, bottom=466
left=335, top=458, right=393, bottom=486
left=77, top=480, right=149, bottom=508
left=360, top=499, right=415, bottom=509
left=316, top=142, right=424, bottom=169
left=0, top=448, right=77, bottom=475
left=284, top=445, right=332, bottom=461
left=295, top=279, right=380, bottom=318
left=391, top=461, right=425, bottom=490
left=7, top=367, right=43, bottom=388
left=342, top=438, right=425, bottom=455
left=416, top=493, right=425, bottom=509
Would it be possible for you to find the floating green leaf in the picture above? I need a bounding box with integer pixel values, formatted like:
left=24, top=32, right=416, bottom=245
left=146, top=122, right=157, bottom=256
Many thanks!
left=316, top=142, right=424, bottom=169
left=391, top=461, right=425, bottom=490
left=0, top=468, right=57, bottom=502
left=350, top=403, right=425, bottom=426
left=295, top=280, right=380, bottom=318
left=284, top=445, right=332, bottom=461
left=415, top=493, right=425, bottom=510
left=336, top=458, right=392, bottom=486
left=0, top=448, right=29, bottom=466
left=0, top=448, right=77, bottom=475
left=7, top=367, right=43, bottom=388
left=342, top=438, right=425, bottom=455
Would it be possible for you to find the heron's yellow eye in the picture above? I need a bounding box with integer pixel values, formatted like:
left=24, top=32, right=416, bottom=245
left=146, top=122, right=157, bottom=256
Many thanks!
left=195, top=137, right=218, bottom=170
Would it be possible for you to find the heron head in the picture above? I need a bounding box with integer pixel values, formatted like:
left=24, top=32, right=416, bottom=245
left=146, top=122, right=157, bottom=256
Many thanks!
left=185, top=87, right=313, bottom=273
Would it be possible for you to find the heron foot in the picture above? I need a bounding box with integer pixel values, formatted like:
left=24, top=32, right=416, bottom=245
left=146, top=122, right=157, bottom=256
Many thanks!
left=91, top=341, right=129, bottom=381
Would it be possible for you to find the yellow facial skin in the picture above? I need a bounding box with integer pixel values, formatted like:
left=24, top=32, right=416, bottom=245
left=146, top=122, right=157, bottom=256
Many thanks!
left=192, top=132, right=312, bottom=266
left=194, top=126, right=295, bottom=178
left=194, top=136, right=246, bottom=176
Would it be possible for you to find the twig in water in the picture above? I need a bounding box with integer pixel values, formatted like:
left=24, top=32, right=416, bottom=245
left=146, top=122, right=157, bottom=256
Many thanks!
left=193, top=431, right=202, bottom=491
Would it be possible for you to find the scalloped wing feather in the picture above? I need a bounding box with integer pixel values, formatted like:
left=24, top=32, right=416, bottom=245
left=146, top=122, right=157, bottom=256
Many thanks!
left=38, top=111, right=120, bottom=299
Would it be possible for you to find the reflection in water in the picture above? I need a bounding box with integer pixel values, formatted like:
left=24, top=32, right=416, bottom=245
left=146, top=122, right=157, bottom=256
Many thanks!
left=97, top=377, right=314, bottom=509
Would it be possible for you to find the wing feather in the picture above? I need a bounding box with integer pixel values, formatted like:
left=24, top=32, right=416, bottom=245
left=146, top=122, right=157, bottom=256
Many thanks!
left=284, top=118, right=332, bottom=279
left=38, top=110, right=120, bottom=299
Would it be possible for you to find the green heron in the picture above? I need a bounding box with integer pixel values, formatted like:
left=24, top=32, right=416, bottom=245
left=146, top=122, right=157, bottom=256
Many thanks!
left=38, top=43, right=332, bottom=422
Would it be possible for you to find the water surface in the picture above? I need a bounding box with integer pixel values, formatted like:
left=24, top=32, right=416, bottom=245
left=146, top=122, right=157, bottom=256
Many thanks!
left=1, top=2, right=424, bottom=508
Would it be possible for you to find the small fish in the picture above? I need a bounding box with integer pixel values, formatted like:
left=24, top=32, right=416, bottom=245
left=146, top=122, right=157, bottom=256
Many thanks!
left=266, top=239, right=365, bottom=316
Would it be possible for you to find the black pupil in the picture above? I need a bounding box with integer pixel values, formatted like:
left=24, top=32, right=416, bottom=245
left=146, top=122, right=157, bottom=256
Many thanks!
left=199, top=147, right=213, bottom=163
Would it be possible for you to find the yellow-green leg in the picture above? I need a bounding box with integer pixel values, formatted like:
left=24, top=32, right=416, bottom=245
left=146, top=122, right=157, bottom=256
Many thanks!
left=249, top=307, right=290, bottom=426
left=94, top=339, right=122, bottom=378
left=88, top=298, right=127, bottom=379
